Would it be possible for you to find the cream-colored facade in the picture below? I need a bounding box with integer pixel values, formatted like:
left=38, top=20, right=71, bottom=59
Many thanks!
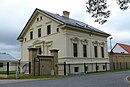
left=18, top=8, right=110, bottom=75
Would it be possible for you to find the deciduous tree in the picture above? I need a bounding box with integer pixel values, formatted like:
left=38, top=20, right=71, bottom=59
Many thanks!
left=86, top=0, right=130, bottom=24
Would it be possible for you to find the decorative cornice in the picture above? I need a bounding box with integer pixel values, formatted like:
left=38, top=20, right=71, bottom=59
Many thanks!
left=45, top=41, right=53, bottom=46
left=99, top=42, right=105, bottom=46
left=92, top=41, right=99, bottom=46
left=81, top=39, right=89, bottom=44
left=33, top=40, right=44, bottom=45
left=70, top=37, right=80, bottom=41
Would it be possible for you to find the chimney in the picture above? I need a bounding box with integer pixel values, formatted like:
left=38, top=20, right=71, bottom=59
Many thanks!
left=63, top=11, right=70, bottom=18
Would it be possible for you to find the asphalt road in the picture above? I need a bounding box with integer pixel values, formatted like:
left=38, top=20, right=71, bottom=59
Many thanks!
left=1, top=71, right=130, bottom=87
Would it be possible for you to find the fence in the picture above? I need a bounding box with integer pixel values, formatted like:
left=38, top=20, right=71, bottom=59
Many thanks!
left=62, top=62, right=110, bottom=75
left=110, top=62, right=130, bottom=70
left=20, top=61, right=30, bottom=74
left=0, top=62, right=17, bottom=75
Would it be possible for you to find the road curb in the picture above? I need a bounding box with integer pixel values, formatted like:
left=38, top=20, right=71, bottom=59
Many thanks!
left=125, top=76, right=130, bottom=84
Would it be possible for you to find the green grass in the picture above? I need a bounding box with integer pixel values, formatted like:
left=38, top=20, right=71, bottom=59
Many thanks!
left=0, top=70, right=16, bottom=74
left=0, top=74, right=65, bottom=79
left=1, top=69, right=130, bottom=79
left=18, top=74, right=65, bottom=79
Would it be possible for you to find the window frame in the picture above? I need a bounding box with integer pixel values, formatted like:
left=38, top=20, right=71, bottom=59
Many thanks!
left=57, top=28, right=59, bottom=32
left=103, top=65, right=106, bottom=70
left=73, top=43, right=78, bottom=57
left=47, top=25, right=51, bottom=35
left=83, top=45, right=87, bottom=57
left=40, top=16, right=42, bottom=20
left=101, top=47, right=104, bottom=58
left=0, top=63, right=3, bottom=67
left=94, top=46, right=98, bottom=58
left=37, top=18, right=39, bottom=21
left=38, top=28, right=41, bottom=37
left=30, top=31, right=33, bottom=40
left=74, top=67, right=79, bottom=72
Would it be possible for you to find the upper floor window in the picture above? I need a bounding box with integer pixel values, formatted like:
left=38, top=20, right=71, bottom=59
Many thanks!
left=24, top=38, right=26, bottom=42
left=57, top=28, right=59, bottom=32
left=40, top=16, right=42, bottom=20
left=38, top=28, right=41, bottom=37
left=37, top=18, right=39, bottom=22
left=83, top=45, right=87, bottom=57
left=94, top=46, right=98, bottom=58
left=30, top=31, right=33, bottom=40
left=73, top=43, right=78, bottom=57
left=47, top=25, right=51, bottom=35
left=101, top=47, right=104, bottom=58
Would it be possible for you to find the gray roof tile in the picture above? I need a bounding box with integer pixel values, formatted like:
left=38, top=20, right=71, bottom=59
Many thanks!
left=39, top=9, right=110, bottom=35
left=0, top=53, right=18, bottom=62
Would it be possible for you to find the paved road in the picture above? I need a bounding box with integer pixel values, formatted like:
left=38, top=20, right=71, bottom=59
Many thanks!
left=1, top=71, right=130, bottom=87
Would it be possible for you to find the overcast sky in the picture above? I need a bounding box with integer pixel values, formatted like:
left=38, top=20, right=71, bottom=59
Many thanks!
left=0, top=0, right=130, bottom=58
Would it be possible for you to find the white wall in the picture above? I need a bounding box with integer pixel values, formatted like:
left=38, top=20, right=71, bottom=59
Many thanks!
left=112, top=44, right=128, bottom=54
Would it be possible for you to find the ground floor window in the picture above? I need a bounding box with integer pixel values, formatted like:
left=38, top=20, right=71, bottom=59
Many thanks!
left=38, top=47, right=42, bottom=54
left=96, top=66, right=99, bottom=71
left=74, top=67, right=79, bottom=72
left=0, top=63, right=3, bottom=67
left=103, top=65, right=106, bottom=70
left=85, top=66, right=88, bottom=71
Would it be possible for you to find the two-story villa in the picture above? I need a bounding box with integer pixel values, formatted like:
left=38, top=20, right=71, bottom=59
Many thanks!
left=17, top=8, right=110, bottom=75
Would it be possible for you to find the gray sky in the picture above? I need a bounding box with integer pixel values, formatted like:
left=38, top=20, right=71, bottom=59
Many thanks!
left=0, top=0, right=130, bottom=58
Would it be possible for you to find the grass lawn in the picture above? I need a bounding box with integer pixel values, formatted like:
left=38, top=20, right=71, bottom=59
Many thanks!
left=0, top=70, right=16, bottom=74
left=0, top=69, right=130, bottom=79
left=0, top=74, right=65, bottom=79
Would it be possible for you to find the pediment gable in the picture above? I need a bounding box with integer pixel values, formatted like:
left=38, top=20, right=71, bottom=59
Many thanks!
left=17, top=8, right=63, bottom=40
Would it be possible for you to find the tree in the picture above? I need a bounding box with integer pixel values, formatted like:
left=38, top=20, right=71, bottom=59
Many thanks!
left=86, top=0, right=130, bottom=24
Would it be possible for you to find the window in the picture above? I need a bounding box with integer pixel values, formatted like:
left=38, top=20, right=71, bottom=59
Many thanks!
left=37, top=18, right=39, bottom=21
left=96, top=66, right=99, bottom=71
left=57, top=28, right=59, bottom=32
left=85, top=66, right=88, bottom=72
left=30, top=31, right=33, bottom=40
left=73, top=43, right=78, bottom=57
left=38, top=48, right=42, bottom=54
left=94, top=46, right=98, bottom=57
left=0, top=63, right=3, bottom=67
left=83, top=45, right=87, bottom=57
left=47, top=25, right=51, bottom=35
left=103, top=65, right=106, bottom=70
left=40, top=16, right=42, bottom=20
left=74, top=67, right=79, bottom=72
left=25, top=38, right=26, bottom=42
left=101, top=47, right=104, bottom=58
left=38, top=28, right=41, bottom=37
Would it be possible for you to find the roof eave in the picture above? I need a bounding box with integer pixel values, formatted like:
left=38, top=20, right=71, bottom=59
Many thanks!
left=17, top=8, right=65, bottom=40
left=61, top=24, right=111, bottom=37
left=17, top=8, right=38, bottom=40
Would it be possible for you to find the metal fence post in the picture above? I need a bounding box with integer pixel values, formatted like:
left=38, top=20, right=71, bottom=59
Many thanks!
left=64, top=62, right=66, bottom=75
left=120, top=62, right=122, bottom=70
left=84, top=63, right=86, bottom=73
left=29, top=62, right=31, bottom=74
left=7, top=62, right=9, bottom=75
left=96, top=63, right=98, bottom=72
left=126, top=62, right=128, bottom=69
left=68, top=64, right=71, bottom=74
left=105, top=62, right=107, bottom=71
